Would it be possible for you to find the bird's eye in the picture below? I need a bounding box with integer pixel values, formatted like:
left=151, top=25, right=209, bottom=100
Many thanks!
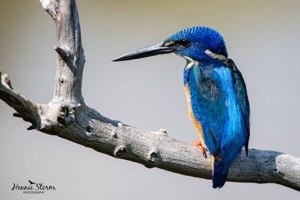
left=175, top=39, right=190, bottom=48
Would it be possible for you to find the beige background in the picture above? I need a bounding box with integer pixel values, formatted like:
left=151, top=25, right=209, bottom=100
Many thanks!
left=1, top=0, right=300, bottom=199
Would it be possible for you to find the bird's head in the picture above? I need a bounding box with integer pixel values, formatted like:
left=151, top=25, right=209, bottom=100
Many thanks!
left=113, top=26, right=228, bottom=63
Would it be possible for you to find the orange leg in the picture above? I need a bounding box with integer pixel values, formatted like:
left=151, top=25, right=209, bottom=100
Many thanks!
left=192, top=140, right=208, bottom=158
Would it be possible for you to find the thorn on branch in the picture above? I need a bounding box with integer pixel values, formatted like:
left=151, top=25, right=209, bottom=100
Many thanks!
left=55, top=46, right=71, bottom=59
left=13, top=112, right=22, bottom=118
left=27, top=125, right=36, bottom=130
left=114, top=146, right=126, bottom=157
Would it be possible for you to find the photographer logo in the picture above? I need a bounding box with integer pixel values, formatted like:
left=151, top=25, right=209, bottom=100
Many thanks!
left=11, top=180, right=56, bottom=194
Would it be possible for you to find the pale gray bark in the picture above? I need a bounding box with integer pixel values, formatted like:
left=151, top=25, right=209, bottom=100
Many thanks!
left=0, top=0, right=299, bottom=191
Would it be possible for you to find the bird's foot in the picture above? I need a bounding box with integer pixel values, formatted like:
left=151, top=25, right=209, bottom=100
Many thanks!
left=192, top=140, right=208, bottom=158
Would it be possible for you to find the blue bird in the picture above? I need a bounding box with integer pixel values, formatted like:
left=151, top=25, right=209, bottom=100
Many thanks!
left=113, top=26, right=250, bottom=188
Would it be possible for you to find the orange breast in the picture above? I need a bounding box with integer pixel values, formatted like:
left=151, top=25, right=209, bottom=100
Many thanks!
left=184, top=84, right=206, bottom=145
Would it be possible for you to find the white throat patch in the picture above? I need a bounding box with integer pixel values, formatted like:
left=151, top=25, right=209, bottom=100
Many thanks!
left=183, top=56, right=199, bottom=69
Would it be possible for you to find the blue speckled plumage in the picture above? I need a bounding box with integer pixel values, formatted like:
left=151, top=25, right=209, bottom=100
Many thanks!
left=113, top=26, right=250, bottom=188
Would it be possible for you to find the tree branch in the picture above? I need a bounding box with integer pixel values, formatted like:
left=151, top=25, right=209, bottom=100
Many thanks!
left=0, top=0, right=299, bottom=191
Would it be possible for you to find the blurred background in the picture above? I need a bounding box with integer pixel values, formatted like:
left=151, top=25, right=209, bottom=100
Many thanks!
left=1, top=0, right=300, bottom=199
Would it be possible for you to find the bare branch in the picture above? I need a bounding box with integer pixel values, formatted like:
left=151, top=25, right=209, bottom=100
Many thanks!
left=0, top=0, right=299, bottom=191
left=51, top=0, right=85, bottom=104
left=0, top=71, right=42, bottom=129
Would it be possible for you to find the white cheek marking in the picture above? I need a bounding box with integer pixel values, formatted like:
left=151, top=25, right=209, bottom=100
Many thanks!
left=204, top=49, right=228, bottom=62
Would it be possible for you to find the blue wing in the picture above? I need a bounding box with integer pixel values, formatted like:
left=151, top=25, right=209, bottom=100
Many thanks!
left=212, top=60, right=250, bottom=188
left=228, top=59, right=250, bottom=155
left=187, top=60, right=250, bottom=188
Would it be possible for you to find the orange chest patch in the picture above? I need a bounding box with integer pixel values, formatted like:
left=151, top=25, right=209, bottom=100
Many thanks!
left=184, top=84, right=205, bottom=143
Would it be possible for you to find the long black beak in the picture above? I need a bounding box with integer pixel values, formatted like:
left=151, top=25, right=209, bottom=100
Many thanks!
left=113, top=42, right=174, bottom=62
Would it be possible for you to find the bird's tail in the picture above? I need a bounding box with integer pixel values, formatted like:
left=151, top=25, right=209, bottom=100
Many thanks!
left=212, top=160, right=229, bottom=189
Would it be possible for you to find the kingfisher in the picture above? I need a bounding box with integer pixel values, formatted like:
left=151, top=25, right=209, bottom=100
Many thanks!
left=113, top=26, right=250, bottom=188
